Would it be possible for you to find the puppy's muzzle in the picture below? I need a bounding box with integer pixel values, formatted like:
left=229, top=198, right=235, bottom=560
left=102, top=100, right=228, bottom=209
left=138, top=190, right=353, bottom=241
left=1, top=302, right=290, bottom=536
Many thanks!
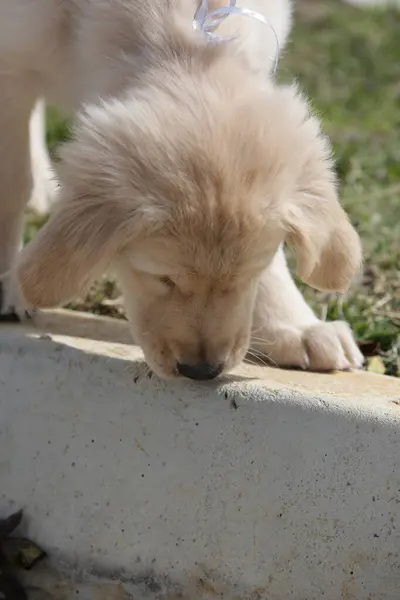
left=176, top=361, right=223, bottom=381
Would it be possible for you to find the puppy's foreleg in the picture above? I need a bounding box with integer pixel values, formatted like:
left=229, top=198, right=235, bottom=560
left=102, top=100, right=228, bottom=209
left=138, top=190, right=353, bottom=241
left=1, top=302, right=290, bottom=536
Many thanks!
left=0, top=79, right=37, bottom=319
left=251, top=246, right=364, bottom=371
left=28, top=99, right=58, bottom=215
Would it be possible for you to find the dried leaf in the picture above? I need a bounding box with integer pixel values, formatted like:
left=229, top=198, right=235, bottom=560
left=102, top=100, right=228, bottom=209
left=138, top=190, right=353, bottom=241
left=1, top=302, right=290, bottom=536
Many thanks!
left=367, top=356, right=386, bottom=375
left=1, top=538, right=46, bottom=570
left=0, top=512, right=23, bottom=539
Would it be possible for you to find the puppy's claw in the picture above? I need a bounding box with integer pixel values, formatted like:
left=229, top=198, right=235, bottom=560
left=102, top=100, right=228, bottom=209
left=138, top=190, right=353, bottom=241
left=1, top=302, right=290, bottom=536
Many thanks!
left=0, top=280, right=36, bottom=323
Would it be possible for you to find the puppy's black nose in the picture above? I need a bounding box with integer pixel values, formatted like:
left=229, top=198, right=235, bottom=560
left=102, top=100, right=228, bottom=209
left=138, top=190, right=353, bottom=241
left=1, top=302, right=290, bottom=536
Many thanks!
left=177, top=361, right=223, bottom=381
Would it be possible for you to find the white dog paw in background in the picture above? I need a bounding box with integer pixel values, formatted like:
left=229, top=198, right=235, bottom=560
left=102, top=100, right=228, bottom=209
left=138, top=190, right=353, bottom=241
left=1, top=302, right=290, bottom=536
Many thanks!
left=28, top=100, right=59, bottom=216
left=0, top=100, right=55, bottom=322
left=0, top=272, right=35, bottom=322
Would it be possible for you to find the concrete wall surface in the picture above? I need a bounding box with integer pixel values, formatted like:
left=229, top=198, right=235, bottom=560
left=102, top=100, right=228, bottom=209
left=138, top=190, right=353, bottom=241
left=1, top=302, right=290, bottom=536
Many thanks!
left=1, top=310, right=399, bottom=600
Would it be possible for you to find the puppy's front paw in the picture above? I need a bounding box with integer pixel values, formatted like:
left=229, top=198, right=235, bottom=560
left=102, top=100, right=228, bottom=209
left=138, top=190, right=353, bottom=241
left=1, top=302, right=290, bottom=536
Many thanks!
left=0, top=275, right=36, bottom=322
left=300, top=321, right=364, bottom=371
left=252, top=321, right=364, bottom=372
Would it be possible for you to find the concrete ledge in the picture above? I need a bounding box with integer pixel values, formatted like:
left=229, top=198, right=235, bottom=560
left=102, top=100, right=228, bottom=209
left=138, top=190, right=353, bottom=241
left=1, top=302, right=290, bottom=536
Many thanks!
left=1, top=310, right=399, bottom=599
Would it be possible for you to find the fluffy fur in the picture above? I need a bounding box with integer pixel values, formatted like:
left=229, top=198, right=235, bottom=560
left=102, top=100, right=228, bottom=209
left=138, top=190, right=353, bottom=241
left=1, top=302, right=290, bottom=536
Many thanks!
left=0, top=0, right=363, bottom=379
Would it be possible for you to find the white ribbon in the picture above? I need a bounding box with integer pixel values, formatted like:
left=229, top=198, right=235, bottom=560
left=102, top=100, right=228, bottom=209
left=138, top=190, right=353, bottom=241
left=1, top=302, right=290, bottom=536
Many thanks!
left=193, top=0, right=280, bottom=73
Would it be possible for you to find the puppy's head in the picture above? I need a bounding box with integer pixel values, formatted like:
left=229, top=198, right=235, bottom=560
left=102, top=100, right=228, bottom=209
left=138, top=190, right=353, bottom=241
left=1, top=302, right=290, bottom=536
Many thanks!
left=17, top=67, right=361, bottom=379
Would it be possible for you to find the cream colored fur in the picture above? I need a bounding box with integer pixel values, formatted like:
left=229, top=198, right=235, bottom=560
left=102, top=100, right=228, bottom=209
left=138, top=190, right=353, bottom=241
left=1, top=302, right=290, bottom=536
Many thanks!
left=0, top=0, right=363, bottom=378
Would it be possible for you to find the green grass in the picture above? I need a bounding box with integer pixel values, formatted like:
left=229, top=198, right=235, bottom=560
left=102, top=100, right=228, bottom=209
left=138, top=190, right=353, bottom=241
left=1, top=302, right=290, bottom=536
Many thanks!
left=27, top=0, right=399, bottom=376
left=280, top=0, right=400, bottom=376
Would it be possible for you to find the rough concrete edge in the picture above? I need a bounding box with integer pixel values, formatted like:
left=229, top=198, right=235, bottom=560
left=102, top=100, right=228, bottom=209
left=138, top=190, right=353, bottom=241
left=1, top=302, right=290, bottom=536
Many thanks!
left=1, top=308, right=399, bottom=409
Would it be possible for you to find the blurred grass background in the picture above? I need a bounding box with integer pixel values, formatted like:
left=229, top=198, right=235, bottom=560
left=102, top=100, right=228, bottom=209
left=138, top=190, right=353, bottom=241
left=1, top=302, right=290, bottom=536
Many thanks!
left=26, top=0, right=400, bottom=375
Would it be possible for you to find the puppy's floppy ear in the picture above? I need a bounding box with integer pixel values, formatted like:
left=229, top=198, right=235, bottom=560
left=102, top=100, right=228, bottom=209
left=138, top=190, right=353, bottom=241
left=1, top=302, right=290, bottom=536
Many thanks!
left=17, top=194, right=131, bottom=307
left=283, top=124, right=362, bottom=293
left=16, top=105, right=152, bottom=308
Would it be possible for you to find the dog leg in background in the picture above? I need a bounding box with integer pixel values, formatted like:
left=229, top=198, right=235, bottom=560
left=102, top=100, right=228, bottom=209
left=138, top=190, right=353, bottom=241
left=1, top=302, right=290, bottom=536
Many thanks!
left=0, top=79, right=37, bottom=320
left=28, top=99, right=58, bottom=215
left=251, top=246, right=364, bottom=371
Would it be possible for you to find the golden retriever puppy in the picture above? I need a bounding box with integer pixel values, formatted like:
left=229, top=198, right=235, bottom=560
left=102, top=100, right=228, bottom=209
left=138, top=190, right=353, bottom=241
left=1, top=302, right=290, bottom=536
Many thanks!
left=0, top=0, right=363, bottom=379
